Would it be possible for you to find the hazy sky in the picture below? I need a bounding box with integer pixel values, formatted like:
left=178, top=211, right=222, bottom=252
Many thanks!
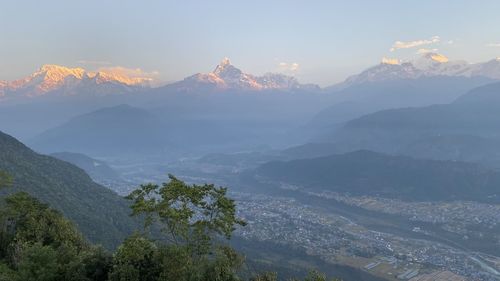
left=2, top=0, right=500, bottom=86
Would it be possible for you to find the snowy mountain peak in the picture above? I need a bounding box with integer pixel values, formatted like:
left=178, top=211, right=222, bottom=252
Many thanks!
left=87, top=70, right=152, bottom=86
left=3, top=64, right=88, bottom=96
left=220, top=57, right=231, bottom=66
left=212, top=57, right=244, bottom=80
left=0, top=64, right=151, bottom=100
left=333, top=54, right=500, bottom=89
left=173, top=59, right=318, bottom=92
left=422, top=52, right=449, bottom=63
left=213, top=57, right=232, bottom=73
left=412, top=52, right=450, bottom=72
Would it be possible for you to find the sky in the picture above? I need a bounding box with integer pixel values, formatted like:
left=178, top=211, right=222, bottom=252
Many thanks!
left=1, top=0, right=500, bottom=86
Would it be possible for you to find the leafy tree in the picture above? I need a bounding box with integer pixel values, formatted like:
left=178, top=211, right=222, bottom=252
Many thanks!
left=0, top=191, right=113, bottom=281
left=155, top=243, right=191, bottom=281
left=199, top=245, right=244, bottom=281
left=126, top=174, right=246, bottom=255
left=108, top=233, right=159, bottom=281
left=0, top=262, right=18, bottom=281
left=1, top=192, right=87, bottom=252
left=123, top=175, right=247, bottom=281
left=16, top=242, right=59, bottom=281
left=65, top=246, right=112, bottom=281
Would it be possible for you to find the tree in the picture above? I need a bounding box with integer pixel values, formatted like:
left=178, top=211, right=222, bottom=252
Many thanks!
left=200, top=245, right=244, bottom=281
left=0, top=192, right=87, bottom=252
left=124, top=175, right=247, bottom=281
left=0, top=191, right=113, bottom=281
left=0, top=262, right=18, bottom=281
left=126, top=174, right=246, bottom=255
left=108, top=233, right=159, bottom=281
left=16, top=243, right=59, bottom=281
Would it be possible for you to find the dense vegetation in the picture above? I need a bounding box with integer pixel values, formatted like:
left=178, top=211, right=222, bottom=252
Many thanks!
left=0, top=130, right=138, bottom=249
left=0, top=172, right=339, bottom=281
left=256, top=150, right=500, bottom=202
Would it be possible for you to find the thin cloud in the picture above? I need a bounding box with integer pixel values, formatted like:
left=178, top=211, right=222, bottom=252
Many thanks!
left=98, top=66, right=158, bottom=77
left=416, top=48, right=439, bottom=54
left=278, top=62, right=300, bottom=72
left=381, top=57, right=400, bottom=65
left=486, top=43, right=500, bottom=47
left=94, top=66, right=160, bottom=84
left=390, top=36, right=440, bottom=52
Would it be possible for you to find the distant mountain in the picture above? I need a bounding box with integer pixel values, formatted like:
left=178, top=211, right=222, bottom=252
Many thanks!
left=307, top=82, right=500, bottom=168
left=339, top=81, right=500, bottom=137
left=0, top=64, right=150, bottom=101
left=302, top=53, right=498, bottom=136
left=29, top=104, right=171, bottom=156
left=254, top=150, right=500, bottom=202
left=50, top=152, right=122, bottom=182
left=304, top=75, right=493, bottom=138
left=330, top=53, right=500, bottom=90
left=0, top=130, right=138, bottom=249
left=164, top=58, right=320, bottom=92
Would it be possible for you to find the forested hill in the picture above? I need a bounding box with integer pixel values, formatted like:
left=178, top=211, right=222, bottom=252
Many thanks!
left=0, top=130, right=138, bottom=249
left=255, top=150, right=500, bottom=202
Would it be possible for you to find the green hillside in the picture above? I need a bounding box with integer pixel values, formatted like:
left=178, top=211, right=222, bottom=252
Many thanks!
left=0, top=130, right=138, bottom=249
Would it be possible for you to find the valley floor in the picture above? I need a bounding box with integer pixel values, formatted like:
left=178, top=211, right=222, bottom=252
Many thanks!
left=98, top=157, right=500, bottom=281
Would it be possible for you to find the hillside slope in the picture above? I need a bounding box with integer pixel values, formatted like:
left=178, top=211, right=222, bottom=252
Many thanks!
left=0, top=130, right=138, bottom=249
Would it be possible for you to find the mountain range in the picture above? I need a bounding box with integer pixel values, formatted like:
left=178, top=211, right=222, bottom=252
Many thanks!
left=331, top=53, right=500, bottom=90
left=5, top=53, right=500, bottom=103
left=0, top=58, right=319, bottom=103
left=5, top=54, right=500, bottom=162
left=0, top=64, right=151, bottom=100
left=165, top=57, right=320, bottom=92
left=286, top=81, right=500, bottom=170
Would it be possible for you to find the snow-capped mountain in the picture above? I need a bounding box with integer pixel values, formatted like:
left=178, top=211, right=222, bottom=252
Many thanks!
left=339, top=62, right=423, bottom=88
left=331, top=53, right=500, bottom=90
left=169, top=58, right=319, bottom=92
left=0, top=64, right=151, bottom=100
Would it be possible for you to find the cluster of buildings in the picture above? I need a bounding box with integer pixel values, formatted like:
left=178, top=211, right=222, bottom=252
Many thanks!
left=232, top=191, right=500, bottom=281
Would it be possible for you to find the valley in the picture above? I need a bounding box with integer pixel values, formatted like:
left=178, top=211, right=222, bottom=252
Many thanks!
left=83, top=154, right=500, bottom=281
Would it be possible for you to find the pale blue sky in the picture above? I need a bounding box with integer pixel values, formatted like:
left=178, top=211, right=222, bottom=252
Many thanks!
left=1, top=0, right=500, bottom=86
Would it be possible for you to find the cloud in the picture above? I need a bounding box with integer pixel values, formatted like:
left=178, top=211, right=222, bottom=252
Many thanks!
left=416, top=48, right=439, bottom=54
left=97, top=66, right=159, bottom=79
left=486, top=43, right=500, bottom=47
left=89, top=66, right=161, bottom=85
left=278, top=62, right=300, bottom=72
left=390, top=36, right=440, bottom=52
left=381, top=57, right=400, bottom=65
